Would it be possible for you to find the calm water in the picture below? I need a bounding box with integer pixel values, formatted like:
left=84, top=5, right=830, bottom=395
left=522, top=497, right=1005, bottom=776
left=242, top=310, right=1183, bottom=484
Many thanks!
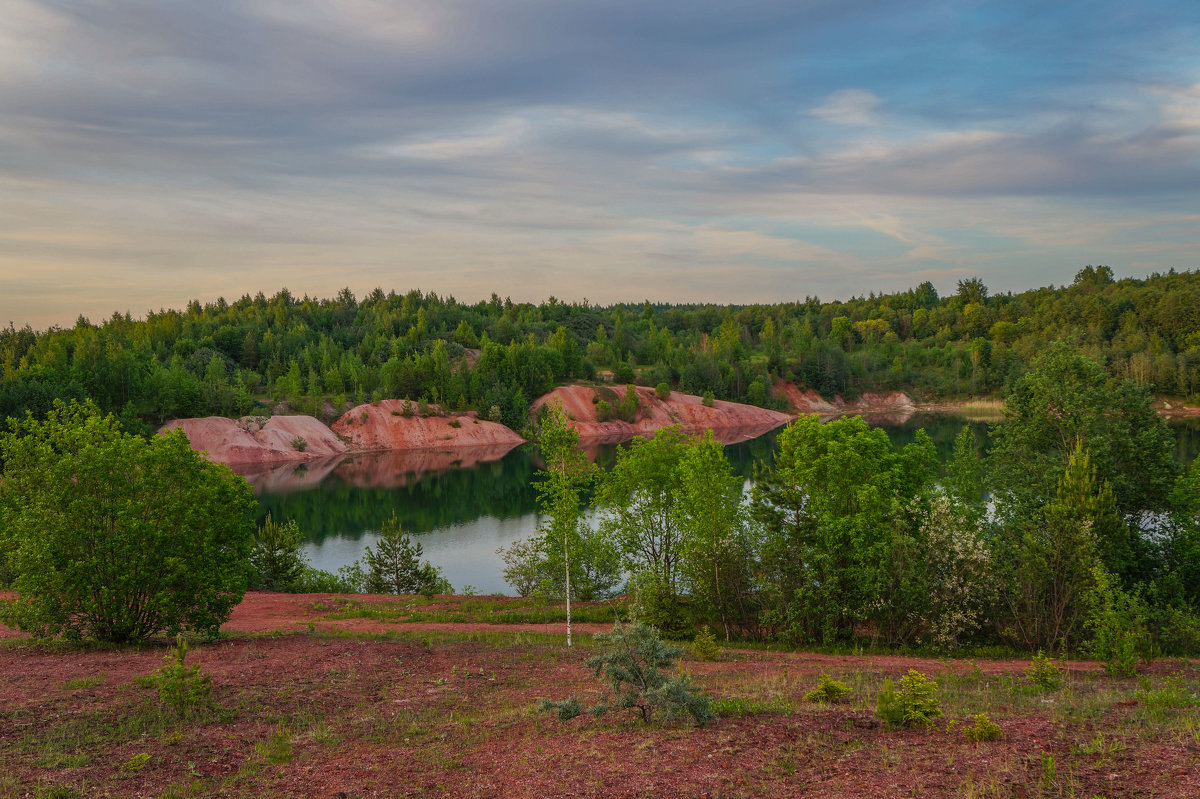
left=243, top=415, right=1200, bottom=595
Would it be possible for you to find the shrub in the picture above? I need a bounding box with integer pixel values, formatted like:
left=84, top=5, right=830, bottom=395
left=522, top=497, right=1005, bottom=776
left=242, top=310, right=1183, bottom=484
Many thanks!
left=289, top=435, right=307, bottom=452
left=540, top=621, right=715, bottom=726
left=876, top=670, right=941, bottom=728
left=1087, top=567, right=1149, bottom=677
left=804, top=673, right=851, bottom=704
left=401, top=400, right=415, bottom=418
left=963, top=713, right=1002, bottom=743
left=655, top=382, right=671, bottom=400
left=448, top=418, right=462, bottom=428
left=151, top=636, right=213, bottom=713
left=701, top=391, right=715, bottom=408
left=249, top=514, right=308, bottom=591
left=487, top=404, right=503, bottom=423
left=1025, top=651, right=1064, bottom=692
left=0, top=401, right=256, bottom=643
left=595, top=399, right=613, bottom=422
left=691, top=625, right=721, bottom=661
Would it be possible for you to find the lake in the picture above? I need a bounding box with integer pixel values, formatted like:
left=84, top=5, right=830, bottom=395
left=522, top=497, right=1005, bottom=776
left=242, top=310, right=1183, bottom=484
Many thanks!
left=242, top=414, right=1200, bottom=595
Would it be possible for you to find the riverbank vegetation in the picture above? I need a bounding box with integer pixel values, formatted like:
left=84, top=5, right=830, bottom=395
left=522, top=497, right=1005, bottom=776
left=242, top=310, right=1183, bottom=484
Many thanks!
left=507, top=344, right=1200, bottom=661
left=3, top=267, right=1200, bottom=439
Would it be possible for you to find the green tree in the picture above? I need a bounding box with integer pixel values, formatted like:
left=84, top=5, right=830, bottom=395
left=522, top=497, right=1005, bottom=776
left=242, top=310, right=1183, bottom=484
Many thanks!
left=751, top=414, right=937, bottom=644
left=0, top=400, right=256, bottom=642
left=676, top=432, right=754, bottom=639
left=999, top=443, right=1113, bottom=652
left=362, top=514, right=451, bottom=597
left=596, top=426, right=693, bottom=630
left=989, top=343, right=1176, bottom=583
left=532, top=402, right=616, bottom=645
left=249, top=514, right=308, bottom=591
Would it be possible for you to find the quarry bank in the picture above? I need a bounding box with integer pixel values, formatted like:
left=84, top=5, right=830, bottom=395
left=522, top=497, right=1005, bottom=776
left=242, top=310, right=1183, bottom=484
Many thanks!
left=158, top=383, right=975, bottom=467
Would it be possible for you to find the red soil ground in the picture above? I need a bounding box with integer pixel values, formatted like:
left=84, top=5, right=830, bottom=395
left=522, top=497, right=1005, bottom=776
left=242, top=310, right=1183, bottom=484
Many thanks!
left=3, top=593, right=1198, bottom=798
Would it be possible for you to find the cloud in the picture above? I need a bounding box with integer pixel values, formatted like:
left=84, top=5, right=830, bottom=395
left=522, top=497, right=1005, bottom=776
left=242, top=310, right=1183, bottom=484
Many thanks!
left=2, top=0, right=1200, bottom=326
left=812, top=89, right=881, bottom=126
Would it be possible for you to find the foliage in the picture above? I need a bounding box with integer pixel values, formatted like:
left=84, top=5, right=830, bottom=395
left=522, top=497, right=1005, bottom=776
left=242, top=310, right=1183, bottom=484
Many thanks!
left=596, top=426, right=692, bottom=621
left=539, top=622, right=715, bottom=726
left=989, top=343, right=1176, bottom=583
left=249, top=514, right=308, bottom=591
left=1025, top=651, right=1064, bottom=692
left=518, top=402, right=621, bottom=614
left=803, top=673, right=851, bottom=704
left=690, top=625, right=721, bottom=661
left=0, top=400, right=256, bottom=643
left=999, top=442, right=1110, bottom=653
left=963, top=713, right=1002, bottom=743
left=361, top=514, right=452, bottom=597
left=876, top=670, right=942, bottom=728
left=289, top=435, right=307, bottom=452
left=150, top=636, right=213, bottom=713
left=676, top=432, right=756, bottom=639
left=1086, top=567, right=1149, bottom=677
left=902, top=495, right=997, bottom=649
left=751, top=414, right=937, bottom=645
left=654, top=382, right=670, bottom=400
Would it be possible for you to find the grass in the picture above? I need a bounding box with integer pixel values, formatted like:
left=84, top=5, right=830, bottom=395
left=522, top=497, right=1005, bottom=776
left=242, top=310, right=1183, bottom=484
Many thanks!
left=319, top=595, right=629, bottom=626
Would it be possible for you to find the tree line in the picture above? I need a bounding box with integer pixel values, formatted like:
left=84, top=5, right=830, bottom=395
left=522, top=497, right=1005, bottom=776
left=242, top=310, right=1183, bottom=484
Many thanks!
left=516, top=344, right=1200, bottom=661
left=3, top=267, right=1200, bottom=445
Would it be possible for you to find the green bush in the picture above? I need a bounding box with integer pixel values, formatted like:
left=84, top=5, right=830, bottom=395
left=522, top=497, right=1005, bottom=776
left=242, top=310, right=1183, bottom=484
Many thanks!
left=804, top=673, right=851, bottom=704
left=0, top=401, right=255, bottom=643
left=963, top=713, right=1002, bottom=743
left=691, top=625, right=721, bottom=661
left=654, top=382, right=671, bottom=400
left=1087, top=568, right=1149, bottom=677
left=701, top=391, right=715, bottom=408
left=151, top=636, right=213, bottom=713
left=876, top=669, right=942, bottom=728
left=289, top=435, right=307, bottom=452
left=540, top=622, right=715, bottom=726
left=1025, top=651, right=1064, bottom=692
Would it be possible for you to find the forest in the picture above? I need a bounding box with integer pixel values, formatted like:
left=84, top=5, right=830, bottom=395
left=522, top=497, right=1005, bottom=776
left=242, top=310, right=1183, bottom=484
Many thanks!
left=2, top=266, right=1200, bottom=438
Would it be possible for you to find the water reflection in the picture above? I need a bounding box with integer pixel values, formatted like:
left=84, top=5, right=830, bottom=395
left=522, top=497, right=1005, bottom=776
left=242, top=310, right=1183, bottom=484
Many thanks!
left=248, top=416, right=1200, bottom=596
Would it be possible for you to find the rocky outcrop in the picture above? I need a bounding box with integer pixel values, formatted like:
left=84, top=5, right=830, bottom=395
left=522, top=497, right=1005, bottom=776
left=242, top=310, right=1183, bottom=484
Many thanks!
left=331, top=400, right=525, bottom=452
left=773, top=380, right=918, bottom=422
left=160, top=415, right=348, bottom=464
left=532, top=385, right=793, bottom=443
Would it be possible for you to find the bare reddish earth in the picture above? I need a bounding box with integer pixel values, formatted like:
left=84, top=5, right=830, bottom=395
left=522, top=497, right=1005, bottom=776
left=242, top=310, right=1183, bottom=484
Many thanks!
left=332, top=400, right=525, bottom=451
left=773, top=379, right=920, bottom=423
left=159, top=415, right=348, bottom=464
left=533, top=385, right=794, bottom=443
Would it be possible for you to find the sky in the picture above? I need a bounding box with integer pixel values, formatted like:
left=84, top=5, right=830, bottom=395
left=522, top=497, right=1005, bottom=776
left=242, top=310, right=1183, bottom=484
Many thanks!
left=2, top=0, right=1199, bottom=329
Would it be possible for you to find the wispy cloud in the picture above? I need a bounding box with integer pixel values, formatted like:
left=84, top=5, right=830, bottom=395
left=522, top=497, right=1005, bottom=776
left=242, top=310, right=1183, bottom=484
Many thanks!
left=2, top=0, right=1199, bottom=326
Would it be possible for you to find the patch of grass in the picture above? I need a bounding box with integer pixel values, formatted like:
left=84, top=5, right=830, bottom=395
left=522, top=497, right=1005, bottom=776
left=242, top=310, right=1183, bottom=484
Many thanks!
left=710, top=696, right=793, bottom=717
left=60, top=673, right=104, bottom=690
left=253, top=724, right=294, bottom=764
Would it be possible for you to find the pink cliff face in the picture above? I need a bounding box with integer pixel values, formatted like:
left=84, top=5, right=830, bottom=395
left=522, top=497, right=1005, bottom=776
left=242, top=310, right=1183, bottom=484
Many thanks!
left=330, top=400, right=525, bottom=452
left=158, top=416, right=347, bottom=464
left=530, top=384, right=793, bottom=444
